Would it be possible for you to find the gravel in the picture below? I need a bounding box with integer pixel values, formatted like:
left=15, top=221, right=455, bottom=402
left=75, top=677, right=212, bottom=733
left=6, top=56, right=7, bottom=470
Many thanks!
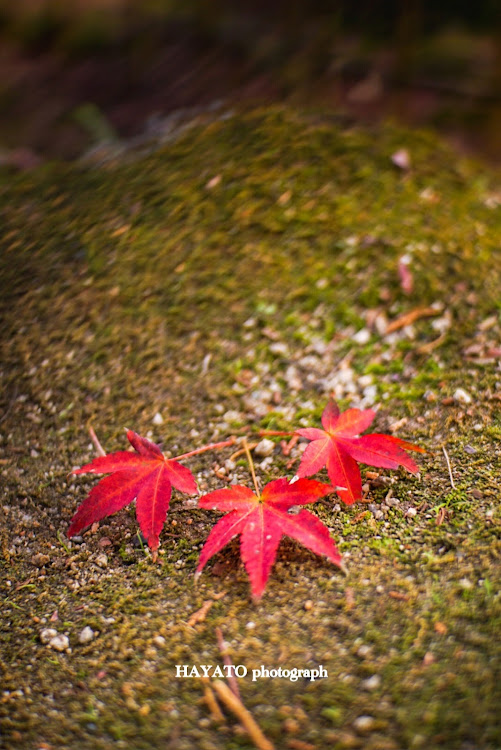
left=254, top=439, right=275, bottom=457
left=78, top=626, right=95, bottom=644
left=353, top=715, right=377, bottom=733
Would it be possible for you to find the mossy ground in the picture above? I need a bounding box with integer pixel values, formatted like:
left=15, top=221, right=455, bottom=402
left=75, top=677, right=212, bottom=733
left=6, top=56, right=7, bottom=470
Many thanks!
left=0, top=106, right=500, bottom=750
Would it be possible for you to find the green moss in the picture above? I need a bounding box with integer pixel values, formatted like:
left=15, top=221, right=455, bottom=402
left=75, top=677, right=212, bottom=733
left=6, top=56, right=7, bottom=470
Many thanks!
left=0, top=106, right=500, bottom=750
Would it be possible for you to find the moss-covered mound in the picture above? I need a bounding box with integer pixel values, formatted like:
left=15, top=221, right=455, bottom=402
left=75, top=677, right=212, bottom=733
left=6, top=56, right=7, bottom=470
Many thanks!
left=1, top=107, right=500, bottom=750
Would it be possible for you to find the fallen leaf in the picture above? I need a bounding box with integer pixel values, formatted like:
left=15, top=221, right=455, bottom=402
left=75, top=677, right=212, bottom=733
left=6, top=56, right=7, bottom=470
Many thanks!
left=68, top=431, right=197, bottom=560
left=196, top=478, right=342, bottom=600
left=296, top=400, right=424, bottom=505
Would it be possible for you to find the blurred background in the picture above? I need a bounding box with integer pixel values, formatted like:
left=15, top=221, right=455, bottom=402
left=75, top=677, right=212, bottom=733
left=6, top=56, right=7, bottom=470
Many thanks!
left=0, top=0, right=500, bottom=165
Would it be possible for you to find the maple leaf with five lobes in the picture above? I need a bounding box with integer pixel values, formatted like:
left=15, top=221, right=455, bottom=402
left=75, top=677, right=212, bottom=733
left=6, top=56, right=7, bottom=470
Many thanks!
left=295, top=400, right=424, bottom=505
left=195, top=477, right=343, bottom=600
left=68, top=430, right=197, bottom=560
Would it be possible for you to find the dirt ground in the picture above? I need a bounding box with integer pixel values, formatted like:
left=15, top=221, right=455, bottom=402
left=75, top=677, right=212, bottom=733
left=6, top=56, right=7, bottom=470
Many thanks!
left=0, top=106, right=500, bottom=749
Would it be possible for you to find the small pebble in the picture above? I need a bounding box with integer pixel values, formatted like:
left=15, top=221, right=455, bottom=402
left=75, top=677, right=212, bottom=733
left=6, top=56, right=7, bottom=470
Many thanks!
left=269, top=342, right=289, bottom=357
left=386, top=497, right=400, bottom=507
left=49, top=634, right=69, bottom=652
left=361, top=674, right=381, bottom=691
left=304, top=600, right=313, bottom=611
left=356, top=644, right=372, bottom=659
left=95, top=553, right=108, bottom=568
left=254, top=439, right=275, bottom=457
left=31, top=553, right=50, bottom=567
left=284, top=365, right=302, bottom=391
left=153, top=635, right=166, bottom=647
left=223, top=409, right=241, bottom=423
left=78, top=626, right=95, bottom=644
left=453, top=388, right=472, bottom=405
left=391, top=148, right=411, bottom=170
left=40, top=628, right=58, bottom=644
left=406, top=507, right=417, bottom=518
left=353, top=715, right=376, bottom=733
left=152, top=412, right=163, bottom=425
left=352, top=328, right=371, bottom=345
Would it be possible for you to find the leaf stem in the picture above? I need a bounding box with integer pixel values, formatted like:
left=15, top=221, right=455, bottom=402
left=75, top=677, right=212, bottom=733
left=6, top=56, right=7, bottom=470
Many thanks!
left=258, top=429, right=294, bottom=437
left=88, top=424, right=106, bottom=456
left=172, top=437, right=236, bottom=462
left=243, top=437, right=260, bottom=498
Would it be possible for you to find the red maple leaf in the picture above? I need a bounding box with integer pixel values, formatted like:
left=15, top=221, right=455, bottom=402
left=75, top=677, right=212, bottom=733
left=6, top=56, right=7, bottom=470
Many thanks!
left=295, top=400, right=424, bottom=505
left=195, top=477, right=342, bottom=600
left=68, top=430, right=197, bottom=560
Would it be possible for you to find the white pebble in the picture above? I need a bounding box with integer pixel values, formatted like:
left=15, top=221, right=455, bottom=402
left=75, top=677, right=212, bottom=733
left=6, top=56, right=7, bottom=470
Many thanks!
left=406, top=507, right=417, bottom=518
left=269, top=342, right=289, bottom=357
left=362, top=385, right=378, bottom=403
left=358, top=375, right=373, bottom=388
left=391, top=148, right=411, bottom=170
left=352, top=328, right=371, bottom=345
left=40, top=628, right=58, bottom=644
left=453, top=388, right=472, bottom=405
left=49, top=634, right=69, bottom=652
left=284, top=365, right=302, bottom=391
left=78, top=626, right=95, bottom=644
left=95, top=553, right=108, bottom=568
left=223, top=410, right=241, bottom=423
left=152, top=412, right=163, bottom=425
left=353, top=715, right=377, bottom=733
left=361, top=674, right=381, bottom=691
left=254, top=439, right=275, bottom=457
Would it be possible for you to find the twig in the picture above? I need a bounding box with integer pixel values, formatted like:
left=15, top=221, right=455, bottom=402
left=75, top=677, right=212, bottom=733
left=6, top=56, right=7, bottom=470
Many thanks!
left=187, top=599, right=214, bottom=627
left=281, top=435, right=299, bottom=456
left=216, top=626, right=240, bottom=698
left=417, top=332, right=447, bottom=354
left=202, top=679, right=225, bottom=723
left=230, top=442, right=259, bottom=461
left=243, top=438, right=260, bottom=497
left=385, top=306, right=439, bottom=334
left=442, top=445, right=455, bottom=489
left=211, top=680, right=275, bottom=750
left=88, top=425, right=106, bottom=456
left=173, top=437, right=236, bottom=462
